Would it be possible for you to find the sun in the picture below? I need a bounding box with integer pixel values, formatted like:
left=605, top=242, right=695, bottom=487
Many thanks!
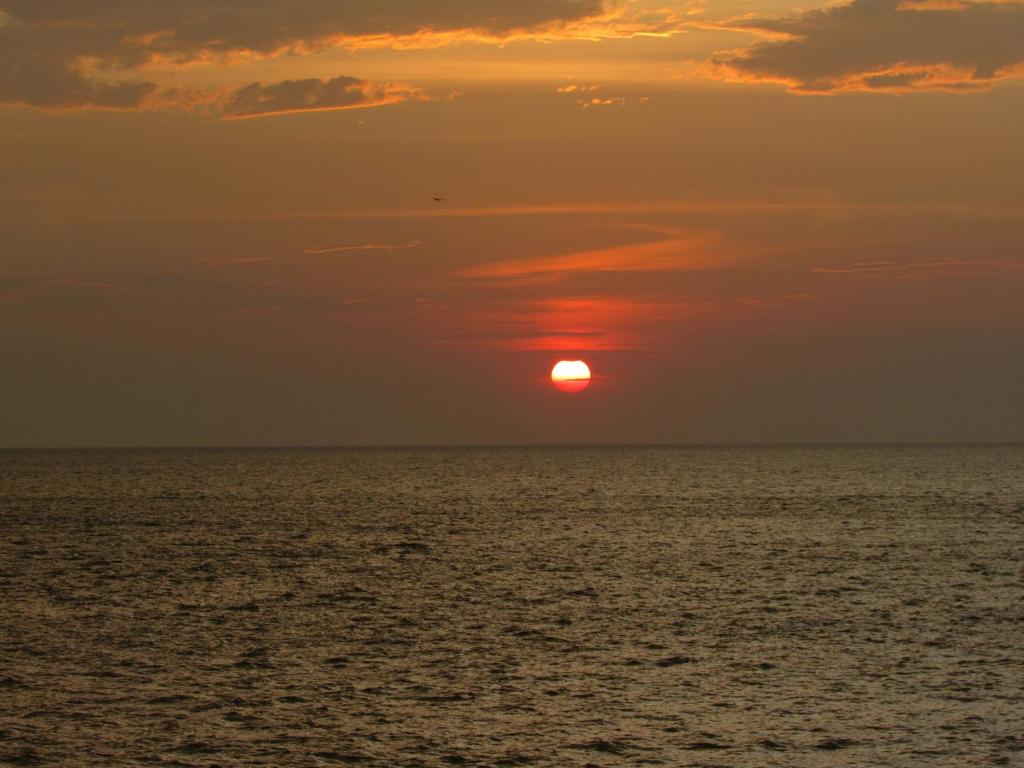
left=551, top=360, right=591, bottom=393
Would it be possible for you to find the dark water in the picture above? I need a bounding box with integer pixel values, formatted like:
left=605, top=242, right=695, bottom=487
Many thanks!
left=2, top=446, right=1023, bottom=767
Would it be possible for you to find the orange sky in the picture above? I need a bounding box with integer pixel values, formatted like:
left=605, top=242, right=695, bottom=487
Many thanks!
left=1, top=0, right=1023, bottom=445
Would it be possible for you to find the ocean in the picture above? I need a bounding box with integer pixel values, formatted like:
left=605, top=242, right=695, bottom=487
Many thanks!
left=1, top=446, right=1022, bottom=767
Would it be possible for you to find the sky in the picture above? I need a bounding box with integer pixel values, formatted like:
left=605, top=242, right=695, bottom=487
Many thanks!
left=1, top=0, right=1023, bottom=446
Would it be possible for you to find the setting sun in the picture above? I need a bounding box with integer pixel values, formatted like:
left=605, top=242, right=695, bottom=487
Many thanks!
left=551, top=360, right=592, bottom=393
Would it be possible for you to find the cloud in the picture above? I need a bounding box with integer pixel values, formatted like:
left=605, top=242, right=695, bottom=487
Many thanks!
left=556, top=84, right=601, bottom=93
left=813, top=259, right=1024, bottom=277
left=303, top=241, right=422, bottom=254
left=458, top=229, right=732, bottom=280
left=198, top=257, right=272, bottom=267
left=0, top=28, right=159, bottom=109
left=553, top=83, right=647, bottom=109
left=578, top=96, right=628, bottom=108
left=0, top=0, right=605, bottom=109
left=221, top=76, right=425, bottom=119
left=710, top=0, right=1024, bottom=92
left=42, top=278, right=132, bottom=291
left=735, top=292, right=817, bottom=308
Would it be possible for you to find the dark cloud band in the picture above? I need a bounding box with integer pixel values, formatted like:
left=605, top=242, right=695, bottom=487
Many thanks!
left=0, top=0, right=603, bottom=110
left=713, top=0, right=1024, bottom=92
left=220, top=76, right=424, bottom=119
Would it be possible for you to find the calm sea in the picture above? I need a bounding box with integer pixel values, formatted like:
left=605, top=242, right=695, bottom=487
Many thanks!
left=2, top=446, right=1022, bottom=767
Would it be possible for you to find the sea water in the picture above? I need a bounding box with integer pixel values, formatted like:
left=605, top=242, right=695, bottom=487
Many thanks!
left=2, top=446, right=1022, bottom=766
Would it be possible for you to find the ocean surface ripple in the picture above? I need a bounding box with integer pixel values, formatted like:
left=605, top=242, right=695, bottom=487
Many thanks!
left=2, top=446, right=1023, bottom=767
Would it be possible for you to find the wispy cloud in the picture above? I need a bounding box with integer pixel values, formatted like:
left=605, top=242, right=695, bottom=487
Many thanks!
left=458, top=229, right=737, bottom=281
left=735, top=292, right=817, bottom=308
left=5, top=199, right=1022, bottom=227
left=814, top=259, right=1024, bottom=277
left=303, top=241, right=422, bottom=255
left=198, top=257, right=272, bottom=267
left=42, top=278, right=132, bottom=291
left=281, top=199, right=1024, bottom=223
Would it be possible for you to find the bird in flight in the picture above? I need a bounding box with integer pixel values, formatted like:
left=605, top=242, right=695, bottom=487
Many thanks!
left=432, top=197, right=446, bottom=203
